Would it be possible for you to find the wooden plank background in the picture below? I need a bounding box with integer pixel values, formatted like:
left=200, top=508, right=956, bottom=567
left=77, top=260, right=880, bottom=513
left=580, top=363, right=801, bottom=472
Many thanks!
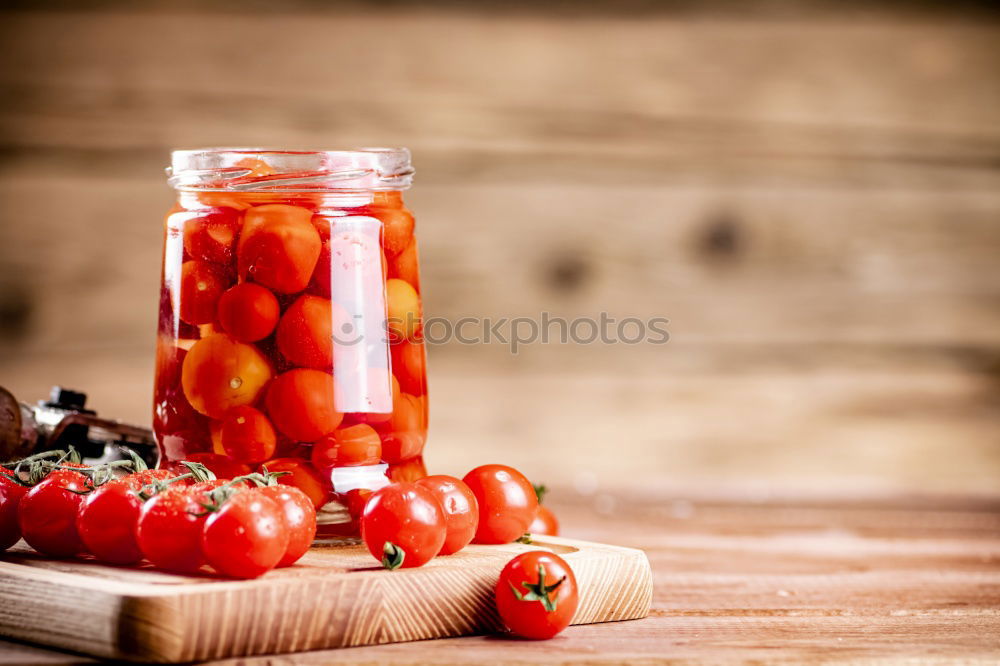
left=0, top=2, right=998, bottom=492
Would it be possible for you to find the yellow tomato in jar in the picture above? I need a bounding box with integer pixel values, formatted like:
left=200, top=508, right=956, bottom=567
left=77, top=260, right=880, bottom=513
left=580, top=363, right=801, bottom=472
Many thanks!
left=385, top=278, right=422, bottom=342
left=181, top=333, right=273, bottom=418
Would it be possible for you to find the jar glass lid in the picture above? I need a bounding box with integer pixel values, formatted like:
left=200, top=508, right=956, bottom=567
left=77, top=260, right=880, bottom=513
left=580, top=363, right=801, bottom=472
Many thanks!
left=168, top=148, right=414, bottom=192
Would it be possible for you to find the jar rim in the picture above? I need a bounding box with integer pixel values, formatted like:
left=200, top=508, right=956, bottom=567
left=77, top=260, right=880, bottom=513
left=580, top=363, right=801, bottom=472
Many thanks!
left=167, top=147, right=414, bottom=191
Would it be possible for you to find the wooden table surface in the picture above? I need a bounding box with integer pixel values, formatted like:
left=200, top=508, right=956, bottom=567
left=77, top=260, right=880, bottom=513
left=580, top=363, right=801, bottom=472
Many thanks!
left=1, top=488, right=997, bottom=665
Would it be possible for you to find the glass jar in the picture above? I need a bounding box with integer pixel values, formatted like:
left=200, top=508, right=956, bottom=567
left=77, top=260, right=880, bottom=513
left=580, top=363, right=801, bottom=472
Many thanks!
left=153, top=148, right=428, bottom=538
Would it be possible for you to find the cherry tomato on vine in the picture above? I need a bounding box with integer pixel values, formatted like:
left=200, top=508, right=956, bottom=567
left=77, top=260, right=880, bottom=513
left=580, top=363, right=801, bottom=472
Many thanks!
left=201, top=488, right=289, bottom=578
left=76, top=477, right=145, bottom=564
left=131, top=468, right=176, bottom=489
left=360, top=483, right=445, bottom=569
left=415, top=475, right=479, bottom=555
left=0, top=470, right=28, bottom=551
left=257, top=484, right=317, bottom=567
left=462, top=465, right=537, bottom=544
left=136, top=485, right=213, bottom=573
left=495, top=551, right=579, bottom=640
left=17, top=469, right=90, bottom=557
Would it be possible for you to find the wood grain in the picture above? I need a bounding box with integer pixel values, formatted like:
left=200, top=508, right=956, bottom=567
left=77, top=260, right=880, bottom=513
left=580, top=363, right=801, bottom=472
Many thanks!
left=0, top=536, right=651, bottom=662
left=1, top=488, right=997, bottom=664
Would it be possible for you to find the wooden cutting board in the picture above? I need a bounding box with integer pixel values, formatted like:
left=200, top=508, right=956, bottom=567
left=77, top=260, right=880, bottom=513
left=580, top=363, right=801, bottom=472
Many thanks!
left=0, top=536, right=651, bottom=662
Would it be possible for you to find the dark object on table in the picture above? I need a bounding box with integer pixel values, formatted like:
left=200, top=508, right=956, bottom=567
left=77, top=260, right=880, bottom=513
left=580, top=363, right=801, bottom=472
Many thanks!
left=0, top=385, right=157, bottom=467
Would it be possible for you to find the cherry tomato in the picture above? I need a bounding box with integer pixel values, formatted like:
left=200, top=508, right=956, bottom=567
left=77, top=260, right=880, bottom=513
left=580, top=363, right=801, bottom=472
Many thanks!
left=385, top=278, right=422, bottom=342
left=136, top=485, right=212, bottom=573
left=179, top=260, right=230, bottom=326
left=529, top=505, right=560, bottom=537
left=376, top=207, right=415, bottom=258
left=220, top=406, right=277, bottom=464
left=275, top=295, right=347, bottom=370
left=217, top=283, right=280, bottom=342
left=415, top=475, right=478, bottom=555
left=257, top=484, right=317, bottom=567
left=377, top=393, right=426, bottom=464
left=132, top=468, right=175, bottom=486
left=360, top=483, right=445, bottom=569
left=0, top=470, right=28, bottom=551
left=237, top=204, right=321, bottom=294
left=181, top=333, right=273, bottom=418
left=495, top=551, right=579, bottom=639
left=259, top=458, right=327, bottom=509
left=344, top=488, right=373, bottom=520
left=390, top=340, right=426, bottom=396
left=311, top=424, right=382, bottom=469
left=386, top=457, right=428, bottom=483
left=388, top=238, right=420, bottom=286
left=183, top=208, right=241, bottom=265
left=17, top=469, right=89, bottom=557
left=181, top=453, right=252, bottom=481
left=201, top=488, right=288, bottom=578
left=76, top=478, right=144, bottom=564
left=463, top=465, right=538, bottom=544
left=265, top=369, right=342, bottom=442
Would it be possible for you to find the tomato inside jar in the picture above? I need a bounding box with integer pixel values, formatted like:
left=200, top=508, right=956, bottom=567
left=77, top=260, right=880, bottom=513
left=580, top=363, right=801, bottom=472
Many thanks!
left=154, top=148, right=427, bottom=539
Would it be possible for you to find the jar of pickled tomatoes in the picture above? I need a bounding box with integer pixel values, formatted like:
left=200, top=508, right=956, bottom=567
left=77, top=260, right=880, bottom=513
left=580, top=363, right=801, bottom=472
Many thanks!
left=153, top=149, right=428, bottom=538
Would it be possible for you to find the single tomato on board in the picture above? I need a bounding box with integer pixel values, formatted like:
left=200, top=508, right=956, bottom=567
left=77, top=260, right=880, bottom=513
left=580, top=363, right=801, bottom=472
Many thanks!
left=463, top=464, right=537, bottom=545
left=495, top=551, right=579, bottom=640
left=360, top=483, right=445, bottom=569
left=415, top=475, right=479, bottom=555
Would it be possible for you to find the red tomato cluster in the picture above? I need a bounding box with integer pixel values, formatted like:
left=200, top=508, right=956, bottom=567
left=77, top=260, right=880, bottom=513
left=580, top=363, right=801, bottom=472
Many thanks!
left=0, top=451, right=317, bottom=579
left=154, top=183, right=429, bottom=537
left=355, top=463, right=575, bottom=639
left=356, top=464, right=567, bottom=569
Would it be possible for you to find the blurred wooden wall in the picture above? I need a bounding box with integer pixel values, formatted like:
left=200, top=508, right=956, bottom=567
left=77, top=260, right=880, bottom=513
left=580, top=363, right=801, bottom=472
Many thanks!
left=1, top=2, right=998, bottom=493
